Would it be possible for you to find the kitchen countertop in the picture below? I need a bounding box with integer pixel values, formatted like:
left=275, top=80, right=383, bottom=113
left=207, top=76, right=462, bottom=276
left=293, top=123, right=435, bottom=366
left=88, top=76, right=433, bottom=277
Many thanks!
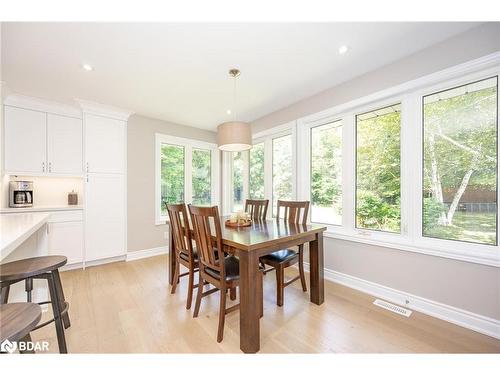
left=0, top=205, right=84, bottom=213
left=0, top=212, right=50, bottom=261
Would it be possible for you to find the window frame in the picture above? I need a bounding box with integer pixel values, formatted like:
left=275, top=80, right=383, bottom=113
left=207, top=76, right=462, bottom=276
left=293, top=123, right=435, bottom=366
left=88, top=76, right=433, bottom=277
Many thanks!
left=155, top=133, right=220, bottom=224
left=295, top=57, right=500, bottom=267
left=354, top=102, right=402, bottom=234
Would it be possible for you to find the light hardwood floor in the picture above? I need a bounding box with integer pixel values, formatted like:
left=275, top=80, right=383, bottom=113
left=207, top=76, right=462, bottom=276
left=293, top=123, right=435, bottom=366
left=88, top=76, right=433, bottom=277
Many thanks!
left=31, top=255, right=500, bottom=353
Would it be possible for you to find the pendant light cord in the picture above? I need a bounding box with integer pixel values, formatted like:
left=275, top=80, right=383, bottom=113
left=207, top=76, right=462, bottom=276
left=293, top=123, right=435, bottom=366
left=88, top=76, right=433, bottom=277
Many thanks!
left=232, top=73, right=237, bottom=121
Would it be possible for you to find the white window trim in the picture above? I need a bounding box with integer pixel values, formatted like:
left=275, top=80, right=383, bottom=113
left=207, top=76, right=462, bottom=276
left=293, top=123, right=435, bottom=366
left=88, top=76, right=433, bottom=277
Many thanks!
left=297, top=52, right=500, bottom=267
left=155, top=133, right=220, bottom=225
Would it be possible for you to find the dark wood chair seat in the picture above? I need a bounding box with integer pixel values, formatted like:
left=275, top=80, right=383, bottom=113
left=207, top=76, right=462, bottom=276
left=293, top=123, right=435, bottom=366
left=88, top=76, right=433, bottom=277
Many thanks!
left=0, top=256, right=67, bottom=282
left=0, top=303, right=42, bottom=347
left=260, top=249, right=297, bottom=263
left=179, top=248, right=198, bottom=262
left=205, top=256, right=240, bottom=281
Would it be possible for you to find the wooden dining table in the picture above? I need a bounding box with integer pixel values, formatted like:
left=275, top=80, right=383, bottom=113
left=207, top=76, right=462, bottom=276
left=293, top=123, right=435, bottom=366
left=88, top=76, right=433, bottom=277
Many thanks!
left=168, top=216, right=327, bottom=353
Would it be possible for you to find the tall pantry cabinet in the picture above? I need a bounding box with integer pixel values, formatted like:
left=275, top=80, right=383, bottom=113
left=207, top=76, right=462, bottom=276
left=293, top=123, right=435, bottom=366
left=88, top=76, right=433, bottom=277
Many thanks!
left=83, top=107, right=130, bottom=262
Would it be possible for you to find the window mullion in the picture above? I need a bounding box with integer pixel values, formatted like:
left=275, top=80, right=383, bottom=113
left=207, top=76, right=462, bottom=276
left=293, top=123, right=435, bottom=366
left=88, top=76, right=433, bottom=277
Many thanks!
left=185, top=145, right=193, bottom=205
left=343, top=113, right=356, bottom=233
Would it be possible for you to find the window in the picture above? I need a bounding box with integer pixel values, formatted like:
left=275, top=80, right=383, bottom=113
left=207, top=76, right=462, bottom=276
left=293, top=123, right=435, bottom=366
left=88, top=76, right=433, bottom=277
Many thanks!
left=272, top=134, right=293, bottom=215
left=249, top=143, right=265, bottom=199
left=310, top=120, right=342, bottom=225
left=160, top=144, right=184, bottom=216
left=232, top=151, right=244, bottom=212
left=422, top=77, right=498, bottom=245
left=356, top=104, right=401, bottom=233
left=192, top=148, right=211, bottom=206
left=156, top=134, right=219, bottom=223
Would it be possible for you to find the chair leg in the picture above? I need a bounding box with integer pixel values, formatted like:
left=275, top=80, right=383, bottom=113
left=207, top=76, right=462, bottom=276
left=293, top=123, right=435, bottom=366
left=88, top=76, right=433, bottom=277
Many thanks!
left=0, top=285, right=10, bottom=304
left=48, top=272, right=67, bottom=353
left=193, top=273, right=204, bottom=318
left=217, top=286, right=227, bottom=343
left=171, top=259, right=180, bottom=294
left=298, top=245, right=307, bottom=292
left=276, top=265, right=284, bottom=307
left=186, top=268, right=195, bottom=310
left=53, top=269, right=71, bottom=329
left=229, top=287, right=236, bottom=301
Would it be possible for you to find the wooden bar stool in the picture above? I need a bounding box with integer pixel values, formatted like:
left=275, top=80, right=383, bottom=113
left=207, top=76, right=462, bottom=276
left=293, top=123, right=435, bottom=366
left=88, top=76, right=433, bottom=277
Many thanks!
left=0, top=256, right=70, bottom=353
left=0, top=303, right=42, bottom=354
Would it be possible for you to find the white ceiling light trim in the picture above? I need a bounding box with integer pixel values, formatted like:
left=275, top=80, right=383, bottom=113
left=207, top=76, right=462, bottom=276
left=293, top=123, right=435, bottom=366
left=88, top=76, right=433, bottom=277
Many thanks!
left=217, top=69, right=252, bottom=151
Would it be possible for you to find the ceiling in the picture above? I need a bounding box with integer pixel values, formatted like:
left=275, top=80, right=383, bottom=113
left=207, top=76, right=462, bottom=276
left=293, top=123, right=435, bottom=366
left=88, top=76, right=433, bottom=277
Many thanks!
left=1, top=22, right=480, bottom=130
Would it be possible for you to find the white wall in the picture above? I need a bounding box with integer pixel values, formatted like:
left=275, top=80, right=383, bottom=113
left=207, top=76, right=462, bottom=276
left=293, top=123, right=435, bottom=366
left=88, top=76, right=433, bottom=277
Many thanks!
left=127, top=114, right=216, bottom=252
left=252, top=23, right=500, bottom=324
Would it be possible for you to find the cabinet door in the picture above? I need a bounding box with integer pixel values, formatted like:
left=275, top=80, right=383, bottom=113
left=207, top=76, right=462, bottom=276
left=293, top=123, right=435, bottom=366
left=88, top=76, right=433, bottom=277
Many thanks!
left=85, top=114, right=125, bottom=174
left=85, top=173, right=125, bottom=261
left=47, top=114, right=83, bottom=174
left=4, top=106, right=47, bottom=173
left=48, top=221, right=84, bottom=264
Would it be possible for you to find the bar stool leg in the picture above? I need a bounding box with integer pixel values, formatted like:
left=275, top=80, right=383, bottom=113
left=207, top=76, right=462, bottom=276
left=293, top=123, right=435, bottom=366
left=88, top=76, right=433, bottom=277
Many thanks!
left=48, top=272, right=68, bottom=353
left=52, top=270, right=71, bottom=329
left=25, top=278, right=33, bottom=303
left=0, top=285, right=10, bottom=304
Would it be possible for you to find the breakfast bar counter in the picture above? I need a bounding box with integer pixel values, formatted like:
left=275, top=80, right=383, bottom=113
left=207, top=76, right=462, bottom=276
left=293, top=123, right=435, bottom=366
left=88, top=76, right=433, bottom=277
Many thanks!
left=0, top=212, right=50, bottom=303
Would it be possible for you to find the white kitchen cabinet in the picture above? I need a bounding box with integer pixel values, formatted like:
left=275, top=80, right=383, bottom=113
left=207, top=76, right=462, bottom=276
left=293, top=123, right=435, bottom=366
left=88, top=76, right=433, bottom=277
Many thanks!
left=48, top=221, right=84, bottom=264
left=85, top=173, right=126, bottom=261
left=4, top=106, right=47, bottom=173
left=85, top=114, right=126, bottom=174
left=47, top=114, right=83, bottom=174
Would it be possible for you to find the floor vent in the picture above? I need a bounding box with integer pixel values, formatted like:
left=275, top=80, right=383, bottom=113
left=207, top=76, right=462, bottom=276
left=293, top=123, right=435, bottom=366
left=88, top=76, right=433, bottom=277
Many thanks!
left=373, top=299, right=412, bottom=317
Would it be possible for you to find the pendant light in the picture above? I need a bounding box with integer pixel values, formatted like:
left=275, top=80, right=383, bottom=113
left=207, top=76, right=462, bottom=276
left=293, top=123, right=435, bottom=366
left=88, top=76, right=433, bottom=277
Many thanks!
left=217, top=69, right=252, bottom=151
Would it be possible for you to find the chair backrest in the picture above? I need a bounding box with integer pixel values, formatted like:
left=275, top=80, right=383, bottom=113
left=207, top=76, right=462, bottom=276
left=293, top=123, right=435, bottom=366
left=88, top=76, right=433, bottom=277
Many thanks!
left=276, top=200, right=310, bottom=224
left=188, top=204, right=225, bottom=276
left=245, top=199, right=269, bottom=220
left=166, top=203, right=195, bottom=262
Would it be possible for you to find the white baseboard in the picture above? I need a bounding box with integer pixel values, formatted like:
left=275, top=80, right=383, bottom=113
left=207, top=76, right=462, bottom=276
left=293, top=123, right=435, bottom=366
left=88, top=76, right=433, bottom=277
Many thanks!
left=303, top=263, right=500, bottom=340
left=126, top=246, right=169, bottom=262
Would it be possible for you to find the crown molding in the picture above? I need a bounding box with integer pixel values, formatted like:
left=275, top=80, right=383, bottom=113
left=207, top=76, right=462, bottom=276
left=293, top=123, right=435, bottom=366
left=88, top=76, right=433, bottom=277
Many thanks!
left=3, top=93, right=82, bottom=118
left=75, top=99, right=134, bottom=121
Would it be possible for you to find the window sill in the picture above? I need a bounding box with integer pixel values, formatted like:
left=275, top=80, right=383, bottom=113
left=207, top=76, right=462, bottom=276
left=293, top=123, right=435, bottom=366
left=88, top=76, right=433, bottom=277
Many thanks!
left=323, top=230, right=500, bottom=268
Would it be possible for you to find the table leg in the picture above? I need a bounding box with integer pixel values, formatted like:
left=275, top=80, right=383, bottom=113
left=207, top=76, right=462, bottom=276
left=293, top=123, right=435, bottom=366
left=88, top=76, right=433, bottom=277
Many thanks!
left=168, top=224, right=175, bottom=285
left=309, top=232, right=324, bottom=305
left=238, top=250, right=261, bottom=353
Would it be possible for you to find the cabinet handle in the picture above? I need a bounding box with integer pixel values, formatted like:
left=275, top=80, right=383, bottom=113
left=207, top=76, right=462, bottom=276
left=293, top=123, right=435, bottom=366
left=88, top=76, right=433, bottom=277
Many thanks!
left=49, top=162, right=52, bottom=173
left=42, top=161, right=45, bottom=172
left=86, top=162, right=89, bottom=172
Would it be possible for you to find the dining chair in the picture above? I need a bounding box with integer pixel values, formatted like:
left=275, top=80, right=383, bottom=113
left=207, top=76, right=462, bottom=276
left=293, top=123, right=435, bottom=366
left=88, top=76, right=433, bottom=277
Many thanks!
left=167, top=203, right=199, bottom=310
left=188, top=204, right=241, bottom=343
left=245, top=199, right=269, bottom=220
left=260, top=200, right=309, bottom=306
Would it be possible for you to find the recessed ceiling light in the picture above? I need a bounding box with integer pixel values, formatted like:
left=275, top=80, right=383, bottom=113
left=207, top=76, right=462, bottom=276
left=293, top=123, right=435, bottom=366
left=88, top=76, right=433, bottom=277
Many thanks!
left=82, top=63, right=94, bottom=71
left=338, top=45, right=349, bottom=55
left=226, top=109, right=232, bottom=115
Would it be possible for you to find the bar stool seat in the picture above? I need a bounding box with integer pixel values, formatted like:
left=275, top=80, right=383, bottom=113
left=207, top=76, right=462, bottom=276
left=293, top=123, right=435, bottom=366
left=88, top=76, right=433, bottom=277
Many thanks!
left=0, top=303, right=42, bottom=353
left=0, top=256, right=67, bottom=281
left=0, top=255, right=70, bottom=353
